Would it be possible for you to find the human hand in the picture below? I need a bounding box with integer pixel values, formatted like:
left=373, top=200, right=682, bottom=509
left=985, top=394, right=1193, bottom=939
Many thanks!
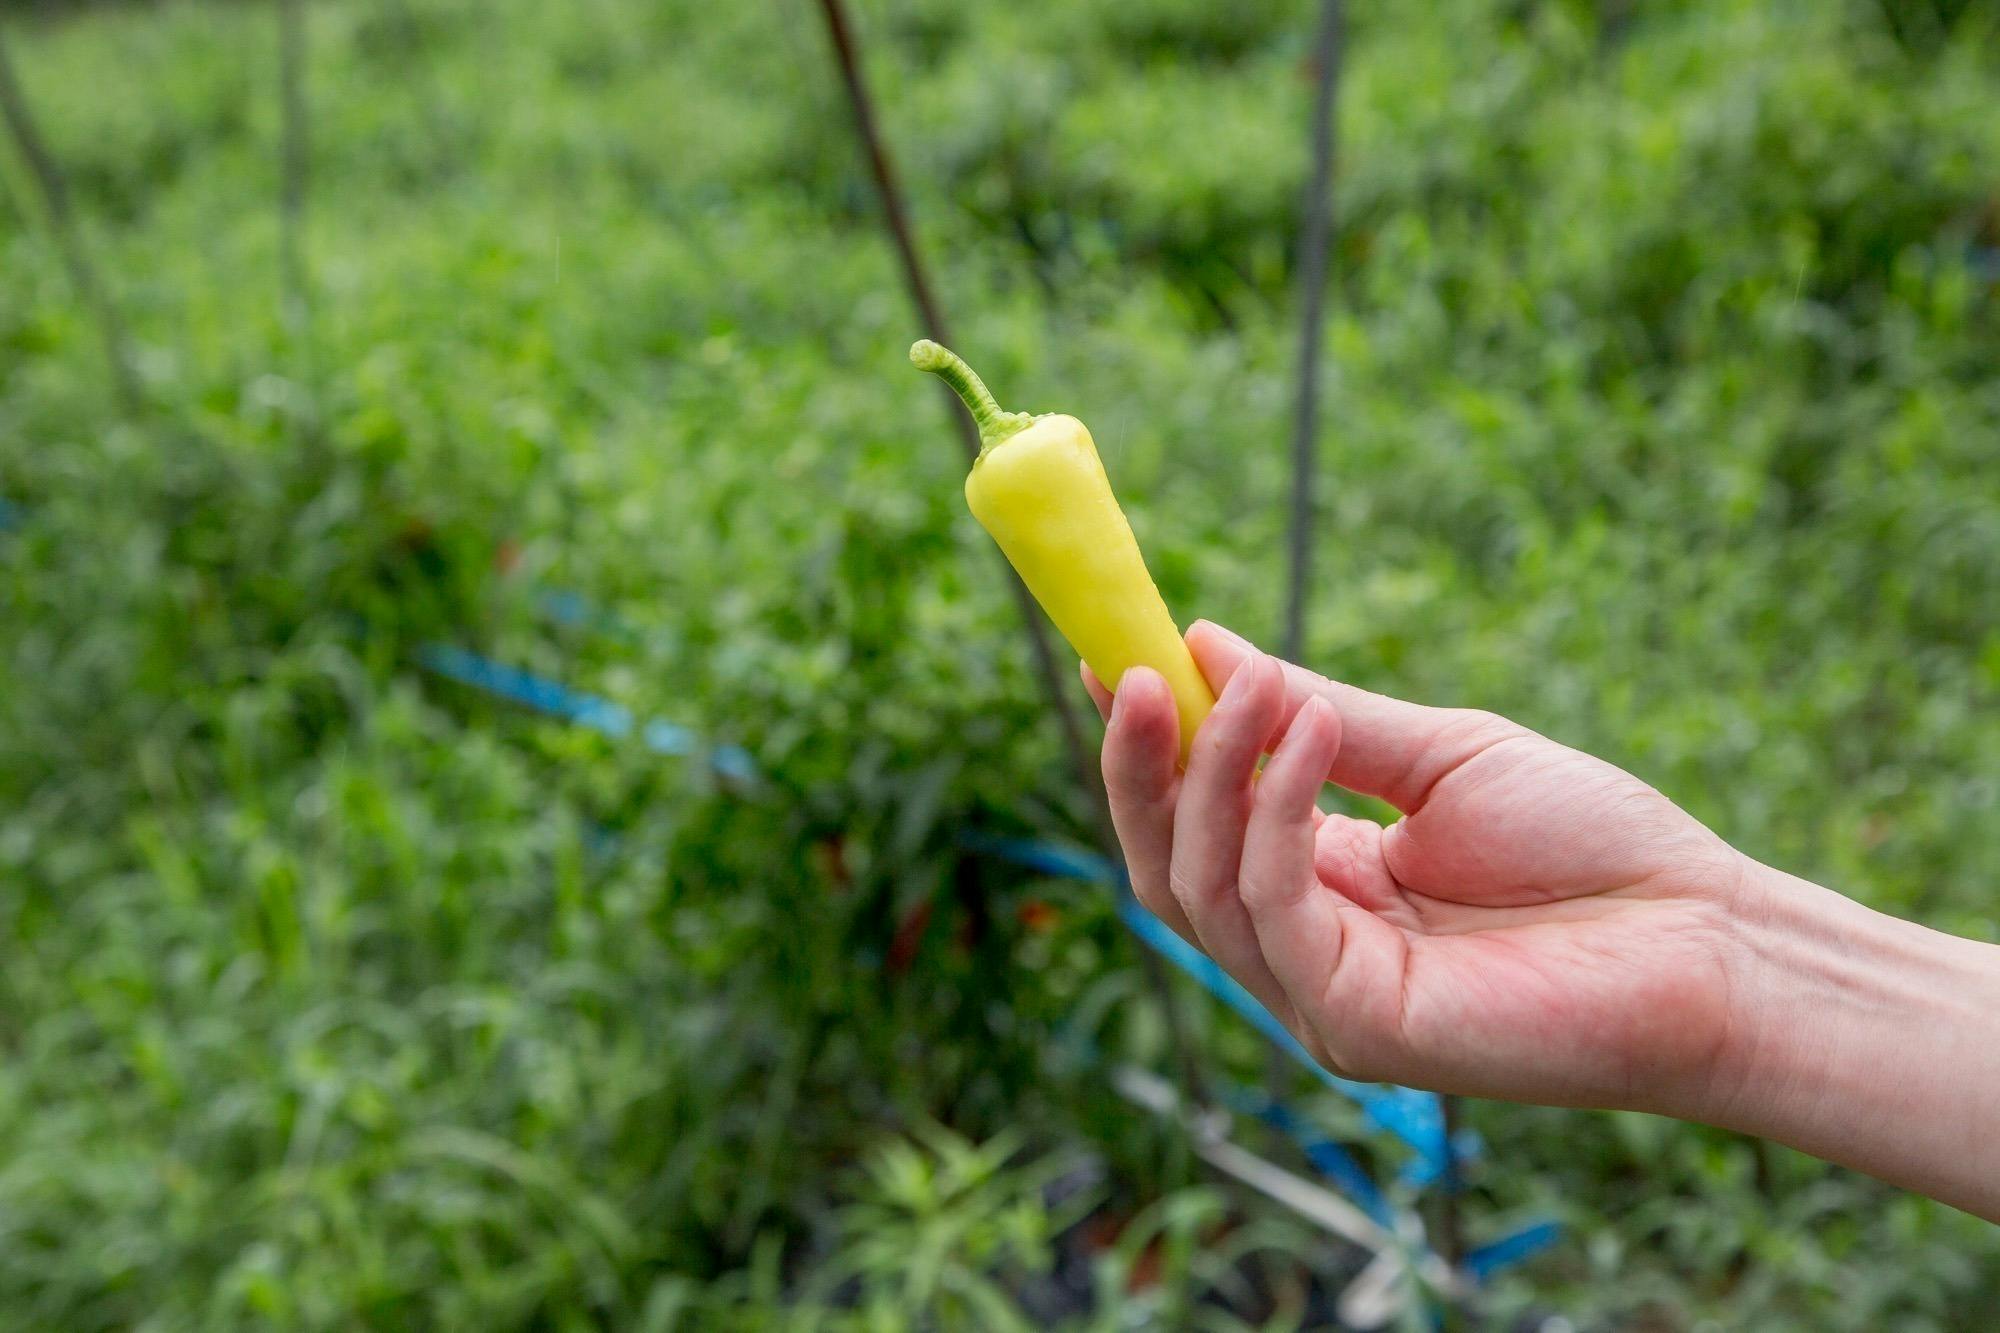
left=1082, top=621, right=1752, bottom=1116
left=1085, top=620, right=2000, bottom=1217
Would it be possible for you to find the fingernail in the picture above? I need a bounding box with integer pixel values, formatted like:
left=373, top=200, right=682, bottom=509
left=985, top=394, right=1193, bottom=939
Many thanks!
left=1109, top=684, right=1127, bottom=724
left=1194, top=620, right=1251, bottom=650
left=1306, top=696, right=1342, bottom=745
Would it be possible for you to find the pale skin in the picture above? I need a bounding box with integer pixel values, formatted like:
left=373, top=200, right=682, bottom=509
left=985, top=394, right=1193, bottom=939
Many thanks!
left=1083, top=620, right=2000, bottom=1222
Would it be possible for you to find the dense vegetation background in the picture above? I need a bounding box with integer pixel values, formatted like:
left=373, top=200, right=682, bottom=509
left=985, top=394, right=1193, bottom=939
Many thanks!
left=2, top=0, right=1996, bottom=1326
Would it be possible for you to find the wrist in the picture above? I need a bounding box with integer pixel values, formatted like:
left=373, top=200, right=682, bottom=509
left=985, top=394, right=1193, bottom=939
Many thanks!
left=1698, top=856, right=2000, bottom=1216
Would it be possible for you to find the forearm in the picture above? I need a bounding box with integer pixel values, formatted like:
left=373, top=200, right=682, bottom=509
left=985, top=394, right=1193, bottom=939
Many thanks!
left=1703, top=860, right=2000, bottom=1220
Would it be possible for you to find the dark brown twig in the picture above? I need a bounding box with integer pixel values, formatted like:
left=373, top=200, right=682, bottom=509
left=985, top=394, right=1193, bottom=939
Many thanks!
left=811, top=0, right=1094, bottom=816
left=1433, top=1091, right=1465, bottom=1265
left=1268, top=0, right=1347, bottom=1107
left=810, top=0, right=1208, bottom=1108
left=810, top=0, right=1098, bottom=839
left=1282, top=0, right=1345, bottom=668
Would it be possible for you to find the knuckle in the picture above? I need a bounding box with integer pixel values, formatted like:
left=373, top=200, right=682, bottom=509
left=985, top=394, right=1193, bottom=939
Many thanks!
left=1317, top=1024, right=1395, bottom=1084
left=1165, top=865, right=1207, bottom=911
left=1249, top=771, right=1293, bottom=816
left=1131, top=879, right=1175, bottom=921
left=1101, top=759, right=1155, bottom=809
left=1136, top=868, right=1176, bottom=920
left=1305, top=1031, right=1371, bottom=1082
left=1326, top=1052, right=1380, bottom=1084
left=1396, top=708, right=1533, bottom=803
left=1236, top=860, right=1298, bottom=917
left=1447, top=707, right=1521, bottom=743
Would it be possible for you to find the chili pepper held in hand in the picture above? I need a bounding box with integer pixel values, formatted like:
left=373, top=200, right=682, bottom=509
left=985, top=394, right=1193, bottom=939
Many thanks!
left=911, top=340, right=1214, bottom=761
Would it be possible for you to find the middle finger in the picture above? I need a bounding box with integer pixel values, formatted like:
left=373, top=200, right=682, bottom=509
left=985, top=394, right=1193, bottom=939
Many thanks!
left=1168, top=652, right=1295, bottom=1016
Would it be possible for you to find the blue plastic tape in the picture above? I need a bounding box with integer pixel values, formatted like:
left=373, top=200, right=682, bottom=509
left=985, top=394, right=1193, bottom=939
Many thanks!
left=961, top=833, right=1118, bottom=885
left=417, top=643, right=759, bottom=783
left=1464, top=1219, right=1564, bottom=1282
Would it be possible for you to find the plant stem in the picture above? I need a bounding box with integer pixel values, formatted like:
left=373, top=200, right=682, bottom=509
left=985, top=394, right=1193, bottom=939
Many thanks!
left=908, top=340, right=1036, bottom=454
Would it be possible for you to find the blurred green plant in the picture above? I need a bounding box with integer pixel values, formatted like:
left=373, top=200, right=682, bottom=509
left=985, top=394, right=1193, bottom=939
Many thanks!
left=1, top=0, right=1996, bottom=1327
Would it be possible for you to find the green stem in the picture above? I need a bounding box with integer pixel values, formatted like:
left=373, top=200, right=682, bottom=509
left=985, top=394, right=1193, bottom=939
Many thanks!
left=909, top=340, right=1038, bottom=454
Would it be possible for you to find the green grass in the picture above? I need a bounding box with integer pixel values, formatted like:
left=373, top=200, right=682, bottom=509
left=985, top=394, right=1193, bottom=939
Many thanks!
left=2, top=0, right=1998, bottom=1326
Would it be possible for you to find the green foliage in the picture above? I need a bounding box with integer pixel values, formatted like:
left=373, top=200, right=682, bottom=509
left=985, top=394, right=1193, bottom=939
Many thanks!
left=1, top=0, right=1997, bottom=1327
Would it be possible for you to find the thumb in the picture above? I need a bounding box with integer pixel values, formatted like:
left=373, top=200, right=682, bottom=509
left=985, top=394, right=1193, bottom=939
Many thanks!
left=1185, top=620, right=1525, bottom=813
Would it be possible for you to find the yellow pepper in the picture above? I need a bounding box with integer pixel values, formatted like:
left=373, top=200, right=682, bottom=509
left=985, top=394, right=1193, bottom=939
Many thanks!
left=911, top=340, right=1214, bottom=760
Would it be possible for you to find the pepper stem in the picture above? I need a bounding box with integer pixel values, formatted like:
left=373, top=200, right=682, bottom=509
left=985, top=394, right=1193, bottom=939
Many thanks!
left=909, top=340, right=1038, bottom=454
